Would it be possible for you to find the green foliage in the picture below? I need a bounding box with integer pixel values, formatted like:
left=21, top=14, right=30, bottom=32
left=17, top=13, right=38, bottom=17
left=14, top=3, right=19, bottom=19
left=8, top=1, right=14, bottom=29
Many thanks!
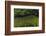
left=14, top=8, right=39, bottom=17
left=14, top=9, right=33, bottom=16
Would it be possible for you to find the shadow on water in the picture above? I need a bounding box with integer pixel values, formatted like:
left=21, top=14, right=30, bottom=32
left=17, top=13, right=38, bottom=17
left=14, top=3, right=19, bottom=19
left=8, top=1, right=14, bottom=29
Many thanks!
left=15, top=14, right=38, bottom=18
